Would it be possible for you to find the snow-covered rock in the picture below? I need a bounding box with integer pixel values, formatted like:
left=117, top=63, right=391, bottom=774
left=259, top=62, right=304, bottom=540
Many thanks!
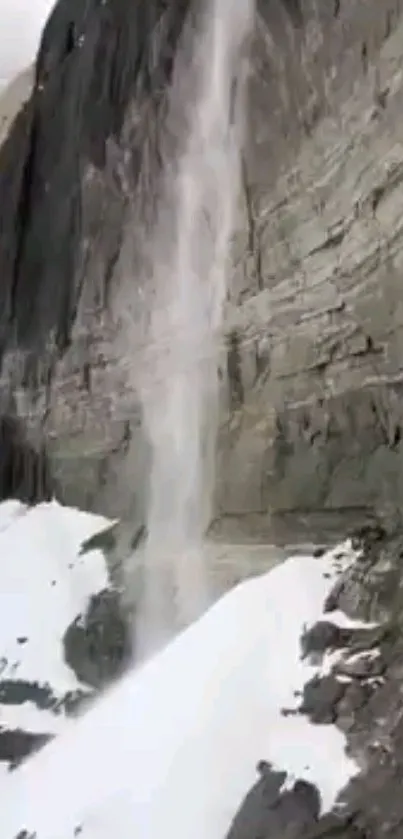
left=0, top=500, right=130, bottom=770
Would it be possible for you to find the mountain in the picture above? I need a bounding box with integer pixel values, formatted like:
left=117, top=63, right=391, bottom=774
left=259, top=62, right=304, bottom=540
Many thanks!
left=1, top=1, right=403, bottom=534
left=2, top=4, right=403, bottom=836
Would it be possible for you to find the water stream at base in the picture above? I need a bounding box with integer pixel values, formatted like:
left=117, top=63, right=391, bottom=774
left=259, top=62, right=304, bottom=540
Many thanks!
left=136, top=0, right=254, bottom=657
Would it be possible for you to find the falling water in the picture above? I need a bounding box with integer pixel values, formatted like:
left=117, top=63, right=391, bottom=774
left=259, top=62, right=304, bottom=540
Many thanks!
left=137, top=0, right=254, bottom=656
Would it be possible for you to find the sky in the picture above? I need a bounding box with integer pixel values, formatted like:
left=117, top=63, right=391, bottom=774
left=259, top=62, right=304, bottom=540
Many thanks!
left=0, top=0, right=55, bottom=88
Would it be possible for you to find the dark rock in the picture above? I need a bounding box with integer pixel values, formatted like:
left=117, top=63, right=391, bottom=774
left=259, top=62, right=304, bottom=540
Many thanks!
left=324, top=578, right=347, bottom=614
left=349, top=522, right=387, bottom=549
left=79, top=523, right=119, bottom=557
left=0, top=415, right=53, bottom=504
left=0, top=0, right=198, bottom=516
left=0, top=677, right=88, bottom=715
left=1, top=0, right=403, bottom=525
left=0, top=728, right=53, bottom=769
left=0, top=0, right=193, bottom=358
left=0, top=678, right=56, bottom=709
left=226, top=527, right=403, bottom=838
left=300, top=622, right=353, bottom=660
left=63, top=588, right=132, bottom=689
left=299, top=675, right=346, bottom=725
left=225, top=765, right=321, bottom=839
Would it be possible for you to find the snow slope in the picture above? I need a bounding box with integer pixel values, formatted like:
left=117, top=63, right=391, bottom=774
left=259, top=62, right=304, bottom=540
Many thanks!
left=0, top=500, right=111, bottom=742
left=0, top=0, right=55, bottom=89
left=0, top=516, right=365, bottom=839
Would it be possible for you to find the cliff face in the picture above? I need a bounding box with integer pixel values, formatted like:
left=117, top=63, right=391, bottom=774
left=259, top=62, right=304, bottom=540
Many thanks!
left=1, top=0, right=403, bottom=532
left=219, top=0, right=403, bottom=537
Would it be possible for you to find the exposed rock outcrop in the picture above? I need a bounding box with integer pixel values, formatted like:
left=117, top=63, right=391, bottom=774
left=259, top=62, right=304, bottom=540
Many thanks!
left=63, top=587, right=132, bottom=689
left=2, top=0, right=403, bottom=532
left=226, top=524, right=403, bottom=839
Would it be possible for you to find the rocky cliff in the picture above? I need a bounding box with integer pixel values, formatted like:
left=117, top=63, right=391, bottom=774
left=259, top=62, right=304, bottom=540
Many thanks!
left=1, top=0, right=403, bottom=536
left=226, top=523, right=403, bottom=839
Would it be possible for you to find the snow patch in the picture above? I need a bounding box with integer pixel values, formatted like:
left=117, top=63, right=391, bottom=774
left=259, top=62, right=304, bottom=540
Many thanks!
left=0, top=501, right=110, bottom=737
left=0, top=534, right=364, bottom=839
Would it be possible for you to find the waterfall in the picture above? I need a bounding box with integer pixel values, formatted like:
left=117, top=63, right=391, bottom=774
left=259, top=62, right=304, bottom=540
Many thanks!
left=137, top=0, right=254, bottom=656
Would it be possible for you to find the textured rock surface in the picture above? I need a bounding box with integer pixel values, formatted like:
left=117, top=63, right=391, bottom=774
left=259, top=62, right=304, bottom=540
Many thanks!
left=218, top=0, right=403, bottom=534
left=2, top=0, right=403, bottom=529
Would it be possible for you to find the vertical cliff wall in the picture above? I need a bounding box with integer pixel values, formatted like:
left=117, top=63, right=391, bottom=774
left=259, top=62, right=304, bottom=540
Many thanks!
left=1, top=0, right=403, bottom=532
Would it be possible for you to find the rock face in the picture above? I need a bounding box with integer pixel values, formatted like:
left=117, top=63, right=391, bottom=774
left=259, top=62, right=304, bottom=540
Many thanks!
left=2, top=0, right=403, bottom=529
left=217, top=0, right=403, bottom=535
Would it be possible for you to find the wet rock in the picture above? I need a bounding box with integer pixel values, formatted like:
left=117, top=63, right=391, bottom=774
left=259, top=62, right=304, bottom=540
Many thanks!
left=63, top=588, right=132, bottom=689
left=0, top=0, right=196, bottom=517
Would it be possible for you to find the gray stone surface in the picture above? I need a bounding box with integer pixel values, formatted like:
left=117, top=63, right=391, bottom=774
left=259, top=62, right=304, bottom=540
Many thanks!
left=218, top=0, right=403, bottom=532
left=2, top=1, right=403, bottom=533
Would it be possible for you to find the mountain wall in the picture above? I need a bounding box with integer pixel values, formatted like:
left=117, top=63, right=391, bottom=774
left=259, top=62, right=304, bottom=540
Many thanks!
left=1, top=0, right=403, bottom=537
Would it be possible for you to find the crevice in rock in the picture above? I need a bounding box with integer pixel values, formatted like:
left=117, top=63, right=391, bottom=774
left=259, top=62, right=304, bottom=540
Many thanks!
left=0, top=415, right=54, bottom=505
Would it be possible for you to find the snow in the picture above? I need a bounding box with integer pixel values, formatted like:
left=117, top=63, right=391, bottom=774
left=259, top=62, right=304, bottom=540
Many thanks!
left=0, top=514, right=366, bottom=839
left=0, top=0, right=55, bottom=89
left=0, top=500, right=111, bottom=734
